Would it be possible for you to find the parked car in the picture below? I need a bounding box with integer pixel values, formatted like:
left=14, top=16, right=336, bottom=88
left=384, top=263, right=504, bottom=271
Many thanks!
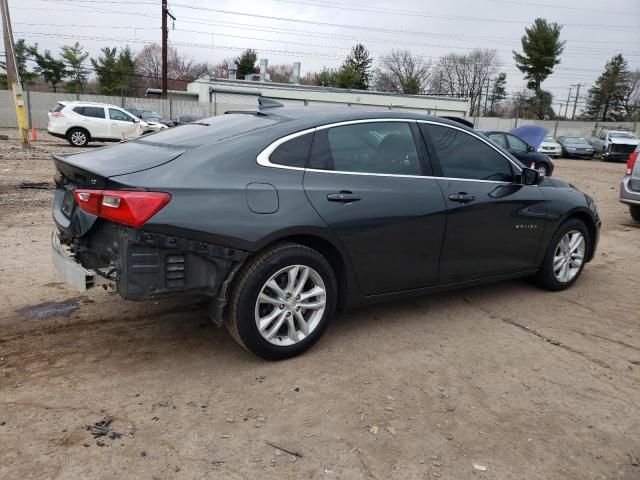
left=173, top=115, right=204, bottom=126
left=620, top=144, right=640, bottom=221
left=48, top=101, right=146, bottom=147
left=537, top=135, right=562, bottom=158
left=557, top=136, right=595, bottom=159
left=482, top=128, right=555, bottom=176
left=128, top=108, right=175, bottom=127
left=126, top=109, right=169, bottom=134
left=51, top=108, right=600, bottom=359
left=590, top=128, right=639, bottom=161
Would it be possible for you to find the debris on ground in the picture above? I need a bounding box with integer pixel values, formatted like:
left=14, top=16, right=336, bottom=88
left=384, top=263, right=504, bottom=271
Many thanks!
left=265, top=440, right=303, bottom=458
left=19, top=181, right=53, bottom=190
left=87, top=416, right=114, bottom=438
left=473, top=464, right=487, bottom=471
left=369, top=425, right=379, bottom=435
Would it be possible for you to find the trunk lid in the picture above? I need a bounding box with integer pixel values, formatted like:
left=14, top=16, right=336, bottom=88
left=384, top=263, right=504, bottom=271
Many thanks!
left=53, top=141, right=186, bottom=239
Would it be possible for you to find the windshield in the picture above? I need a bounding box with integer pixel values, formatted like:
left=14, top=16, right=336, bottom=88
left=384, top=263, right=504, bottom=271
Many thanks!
left=564, top=137, right=589, bottom=144
left=141, top=111, right=162, bottom=119
left=543, top=136, right=555, bottom=142
left=609, top=132, right=637, bottom=139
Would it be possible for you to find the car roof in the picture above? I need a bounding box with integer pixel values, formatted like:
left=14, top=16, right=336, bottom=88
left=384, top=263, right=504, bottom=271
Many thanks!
left=248, top=106, right=474, bottom=133
left=62, top=101, right=122, bottom=108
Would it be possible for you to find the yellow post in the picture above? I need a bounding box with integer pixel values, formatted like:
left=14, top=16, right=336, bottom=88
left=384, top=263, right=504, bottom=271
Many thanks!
left=12, top=83, right=29, bottom=148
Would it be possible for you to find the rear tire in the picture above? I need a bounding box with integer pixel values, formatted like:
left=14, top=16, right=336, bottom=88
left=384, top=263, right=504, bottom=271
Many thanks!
left=67, top=128, right=89, bottom=147
left=226, top=242, right=337, bottom=360
left=535, top=218, right=590, bottom=291
left=630, top=205, right=640, bottom=221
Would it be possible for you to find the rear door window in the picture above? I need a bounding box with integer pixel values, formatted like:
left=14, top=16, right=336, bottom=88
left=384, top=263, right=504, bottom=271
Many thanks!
left=488, top=133, right=507, bottom=148
left=308, top=122, right=421, bottom=176
left=74, top=106, right=105, bottom=119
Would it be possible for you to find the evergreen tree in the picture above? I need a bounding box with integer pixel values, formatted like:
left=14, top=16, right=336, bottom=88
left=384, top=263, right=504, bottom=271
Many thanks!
left=32, top=49, right=67, bottom=92
left=61, top=42, right=89, bottom=93
left=91, top=46, right=135, bottom=95
left=343, top=44, right=373, bottom=90
left=235, top=49, right=258, bottom=79
left=15, top=39, right=38, bottom=85
left=489, top=73, right=507, bottom=115
left=513, top=18, right=564, bottom=119
left=585, top=54, right=629, bottom=121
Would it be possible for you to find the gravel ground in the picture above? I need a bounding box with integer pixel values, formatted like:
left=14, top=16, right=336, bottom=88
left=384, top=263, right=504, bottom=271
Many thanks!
left=1, top=129, right=639, bottom=480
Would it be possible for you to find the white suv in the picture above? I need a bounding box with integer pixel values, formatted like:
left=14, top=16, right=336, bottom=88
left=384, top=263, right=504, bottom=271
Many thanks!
left=47, top=101, right=147, bottom=147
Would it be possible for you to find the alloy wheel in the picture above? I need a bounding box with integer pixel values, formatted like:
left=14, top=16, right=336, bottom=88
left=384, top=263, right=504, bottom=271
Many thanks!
left=71, top=131, right=86, bottom=146
left=553, top=229, right=585, bottom=283
left=254, top=264, right=326, bottom=346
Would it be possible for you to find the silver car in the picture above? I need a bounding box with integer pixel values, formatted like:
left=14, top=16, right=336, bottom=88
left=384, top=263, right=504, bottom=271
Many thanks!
left=620, top=144, right=640, bottom=220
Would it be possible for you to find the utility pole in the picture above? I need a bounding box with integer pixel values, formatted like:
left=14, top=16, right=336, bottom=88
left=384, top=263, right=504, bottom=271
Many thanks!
left=571, top=83, right=582, bottom=120
left=564, top=87, right=572, bottom=119
left=1, top=0, right=29, bottom=147
left=161, top=0, right=176, bottom=98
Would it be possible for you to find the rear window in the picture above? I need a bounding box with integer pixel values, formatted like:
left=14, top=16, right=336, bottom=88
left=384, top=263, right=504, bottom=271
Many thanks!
left=132, top=113, right=283, bottom=148
left=52, top=103, right=65, bottom=113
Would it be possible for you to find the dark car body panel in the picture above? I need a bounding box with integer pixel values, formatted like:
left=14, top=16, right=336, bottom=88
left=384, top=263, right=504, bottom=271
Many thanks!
left=52, top=107, right=600, bottom=314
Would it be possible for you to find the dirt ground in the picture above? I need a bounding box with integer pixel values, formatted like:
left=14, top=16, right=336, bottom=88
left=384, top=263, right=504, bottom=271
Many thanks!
left=1, top=128, right=639, bottom=480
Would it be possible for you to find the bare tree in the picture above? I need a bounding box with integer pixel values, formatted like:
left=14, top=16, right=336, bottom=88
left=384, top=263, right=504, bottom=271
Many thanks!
left=430, top=49, right=500, bottom=115
left=267, top=63, right=293, bottom=83
left=373, top=50, right=431, bottom=94
left=135, top=44, right=210, bottom=89
left=624, top=69, right=640, bottom=120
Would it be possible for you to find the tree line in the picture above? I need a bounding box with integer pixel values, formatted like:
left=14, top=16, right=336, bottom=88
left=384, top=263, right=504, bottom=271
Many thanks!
left=1, top=16, right=638, bottom=121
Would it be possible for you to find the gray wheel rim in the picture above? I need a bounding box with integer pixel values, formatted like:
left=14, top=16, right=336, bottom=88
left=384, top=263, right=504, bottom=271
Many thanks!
left=537, top=165, right=547, bottom=176
left=71, top=131, right=86, bottom=145
left=553, top=229, right=585, bottom=283
left=254, top=264, right=326, bottom=347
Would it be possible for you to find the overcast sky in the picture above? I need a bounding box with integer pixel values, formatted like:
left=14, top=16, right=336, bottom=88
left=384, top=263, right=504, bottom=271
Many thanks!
left=5, top=0, right=640, bottom=112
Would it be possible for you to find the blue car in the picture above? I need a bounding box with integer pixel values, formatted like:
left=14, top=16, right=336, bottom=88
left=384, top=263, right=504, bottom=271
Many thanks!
left=482, top=127, right=555, bottom=176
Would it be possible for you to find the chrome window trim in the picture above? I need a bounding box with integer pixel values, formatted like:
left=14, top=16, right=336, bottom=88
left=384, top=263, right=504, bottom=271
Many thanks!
left=256, top=117, right=523, bottom=184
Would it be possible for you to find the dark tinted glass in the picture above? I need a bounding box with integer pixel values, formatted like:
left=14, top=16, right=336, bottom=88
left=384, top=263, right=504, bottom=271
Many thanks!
left=75, top=106, right=105, bottom=119
left=308, top=122, right=420, bottom=175
left=269, top=133, right=313, bottom=168
left=422, top=124, right=514, bottom=182
left=52, top=103, right=65, bottom=113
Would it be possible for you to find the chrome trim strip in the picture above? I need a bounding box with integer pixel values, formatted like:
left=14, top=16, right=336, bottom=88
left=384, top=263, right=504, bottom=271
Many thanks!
left=256, top=117, right=523, bottom=182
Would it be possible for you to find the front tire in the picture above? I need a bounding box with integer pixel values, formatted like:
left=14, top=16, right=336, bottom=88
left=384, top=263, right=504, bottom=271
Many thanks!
left=67, top=128, right=89, bottom=147
left=630, top=205, right=640, bottom=221
left=536, top=163, right=549, bottom=176
left=226, top=242, right=337, bottom=360
left=535, top=218, right=589, bottom=291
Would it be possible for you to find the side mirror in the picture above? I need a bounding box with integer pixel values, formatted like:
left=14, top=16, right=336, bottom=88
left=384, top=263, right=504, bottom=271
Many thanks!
left=520, top=167, right=540, bottom=186
left=527, top=144, right=534, bottom=152
left=133, top=118, right=140, bottom=123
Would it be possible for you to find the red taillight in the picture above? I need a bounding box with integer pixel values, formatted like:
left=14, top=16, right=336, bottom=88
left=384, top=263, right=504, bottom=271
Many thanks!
left=51, top=112, right=64, bottom=118
left=627, top=151, right=638, bottom=176
left=74, top=189, right=171, bottom=228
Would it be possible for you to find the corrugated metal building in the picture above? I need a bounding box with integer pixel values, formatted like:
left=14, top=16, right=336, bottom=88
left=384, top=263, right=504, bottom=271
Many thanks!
left=148, top=77, right=470, bottom=117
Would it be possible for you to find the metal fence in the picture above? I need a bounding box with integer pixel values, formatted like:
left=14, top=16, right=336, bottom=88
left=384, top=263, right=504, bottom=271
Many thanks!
left=0, top=90, right=211, bottom=129
left=1, top=90, right=639, bottom=139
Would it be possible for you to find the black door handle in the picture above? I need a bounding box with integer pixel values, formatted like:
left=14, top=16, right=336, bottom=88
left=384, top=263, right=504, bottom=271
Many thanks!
left=327, top=191, right=361, bottom=203
left=448, top=193, right=475, bottom=203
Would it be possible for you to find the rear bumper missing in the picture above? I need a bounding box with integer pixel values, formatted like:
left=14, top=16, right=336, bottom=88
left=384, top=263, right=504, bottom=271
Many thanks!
left=51, top=231, right=96, bottom=292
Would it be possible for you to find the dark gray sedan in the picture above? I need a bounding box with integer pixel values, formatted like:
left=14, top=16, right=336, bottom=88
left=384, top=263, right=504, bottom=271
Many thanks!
left=557, top=136, right=595, bottom=159
left=51, top=107, right=601, bottom=359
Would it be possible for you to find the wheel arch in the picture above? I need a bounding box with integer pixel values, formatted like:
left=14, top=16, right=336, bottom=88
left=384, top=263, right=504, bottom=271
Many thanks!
left=256, top=233, right=351, bottom=312
left=65, top=126, right=91, bottom=141
left=561, top=208, right=598, bottom=263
